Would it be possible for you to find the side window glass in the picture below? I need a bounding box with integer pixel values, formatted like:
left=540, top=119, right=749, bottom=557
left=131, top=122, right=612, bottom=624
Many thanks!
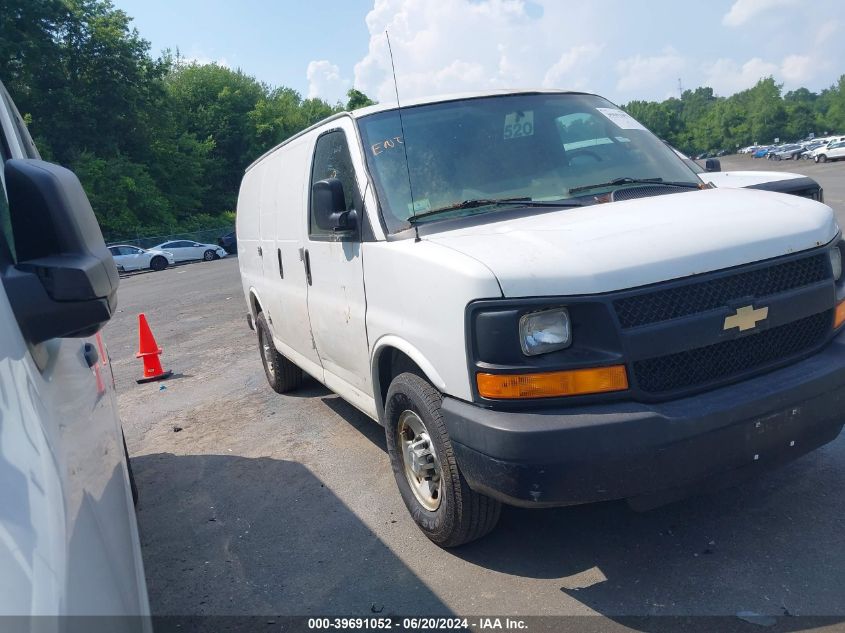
left=310, top=130, right=359, bottom=237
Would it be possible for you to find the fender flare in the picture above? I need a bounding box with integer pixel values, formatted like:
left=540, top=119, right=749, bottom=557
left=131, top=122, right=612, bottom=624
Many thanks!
left=370, top=335, right=448, bottom=422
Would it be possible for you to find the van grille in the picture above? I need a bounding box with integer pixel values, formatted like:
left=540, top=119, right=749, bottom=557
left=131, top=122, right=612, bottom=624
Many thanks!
left=632, top=310, right=831, bottom=394
left=614, top=253, right=829, bottom=329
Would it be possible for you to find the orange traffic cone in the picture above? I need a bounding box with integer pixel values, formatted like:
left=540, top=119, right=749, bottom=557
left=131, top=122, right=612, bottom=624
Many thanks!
left=136, top=313, right=173, bottom=383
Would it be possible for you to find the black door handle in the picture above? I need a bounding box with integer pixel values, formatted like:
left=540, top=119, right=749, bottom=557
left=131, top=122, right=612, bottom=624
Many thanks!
left=277, top=248, right=284, bottom=278
left=303, top=249, right=312, bottom=286
left=257, top=245, right=263, bottom=257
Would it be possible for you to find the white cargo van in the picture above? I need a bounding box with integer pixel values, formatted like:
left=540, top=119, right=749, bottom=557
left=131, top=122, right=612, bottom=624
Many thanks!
left=0, top=80, right=150, bottom=623
left=238, top=90, right=845, bottom=547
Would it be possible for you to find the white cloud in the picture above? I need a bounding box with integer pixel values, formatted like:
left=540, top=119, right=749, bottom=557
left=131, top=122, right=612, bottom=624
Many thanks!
left=339, top=0, right=844, bottom=106
left=816, top=20, right=839, bottom=44
left=352, top=0, right=607, bottom=102
left=615, top=48, right=686, bottom=94
left=702, top=50, right=827, bottom=94
left=306, top=60, right=350, bottom=104
left=780, top=54, right=814, bottom=83
left=702, top=57, right=779, bottom=94
left=542, top=44, right=603, bottom=89
left=722, top=0, right=800, bottom=27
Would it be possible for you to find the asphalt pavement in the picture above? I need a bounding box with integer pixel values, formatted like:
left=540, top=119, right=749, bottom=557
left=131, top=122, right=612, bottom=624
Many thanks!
left=111, top=158, right=845, bottom=627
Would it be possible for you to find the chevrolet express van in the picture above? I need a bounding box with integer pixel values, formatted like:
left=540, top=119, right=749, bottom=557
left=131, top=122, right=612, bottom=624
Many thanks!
left=238, top=90, right=845, bottom=547
left=0, top=80, right=150, bottom=621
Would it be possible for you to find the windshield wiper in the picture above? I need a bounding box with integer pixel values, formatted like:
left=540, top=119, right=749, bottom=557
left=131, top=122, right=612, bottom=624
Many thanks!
left=568, top=177, right=700, bottom=195
left=408, top=197, right=582, bottom=224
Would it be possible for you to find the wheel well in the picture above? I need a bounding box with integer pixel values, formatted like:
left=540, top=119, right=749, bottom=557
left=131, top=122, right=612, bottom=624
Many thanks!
left=251, top=293, right=263, bottom=316
left=376, top=347, right=424, bottom=412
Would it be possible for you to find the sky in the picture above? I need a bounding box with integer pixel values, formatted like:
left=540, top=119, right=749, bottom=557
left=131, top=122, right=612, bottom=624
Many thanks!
left=113, top=0, right=845, bottom=106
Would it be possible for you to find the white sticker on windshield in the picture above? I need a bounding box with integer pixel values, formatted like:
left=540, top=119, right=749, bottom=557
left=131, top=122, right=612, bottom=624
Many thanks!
left=596, top=107, right=647, bottom=130
left=503, top=111, right=534, bottom=140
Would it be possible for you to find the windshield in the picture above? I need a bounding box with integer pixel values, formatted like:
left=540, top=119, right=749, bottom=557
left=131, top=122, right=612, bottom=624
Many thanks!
left=356, top=93, right=701, bottom=232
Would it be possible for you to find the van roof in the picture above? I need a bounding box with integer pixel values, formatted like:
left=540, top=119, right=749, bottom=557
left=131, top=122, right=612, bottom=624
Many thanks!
left=245, top=88, right=594, bottom=172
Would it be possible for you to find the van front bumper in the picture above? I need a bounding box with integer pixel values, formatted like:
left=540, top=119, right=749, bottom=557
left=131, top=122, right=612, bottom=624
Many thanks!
left=443, top=337, right=845, bottom=508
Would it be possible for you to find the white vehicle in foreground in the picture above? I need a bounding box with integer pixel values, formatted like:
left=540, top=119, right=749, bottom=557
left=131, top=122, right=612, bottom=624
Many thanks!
left=0, top=81, right=150, bottom=622
left=238, top=89, right=845, bottom=547
left=671, top=146, right=824, bottom=201
left=108, top=244, right=176, bottom=272
left=150, top=239, right=227, bottom=262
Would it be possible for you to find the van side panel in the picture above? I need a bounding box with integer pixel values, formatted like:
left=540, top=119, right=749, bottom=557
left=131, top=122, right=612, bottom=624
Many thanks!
left=261, top=135, right=324, bottom=378
left=363, top=239, right=502, bottom=404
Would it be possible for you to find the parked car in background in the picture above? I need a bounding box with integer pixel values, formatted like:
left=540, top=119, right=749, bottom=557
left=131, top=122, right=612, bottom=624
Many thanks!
left=814, top=139, right=845, bottom=163
left=752, top=146, right=771, bottom=158
left=218, top=229, right=237, bottom=254
left=0, top=79, right=150, bottom=622
left=108, top=244, right=175, bottom=272
left=771, top=144, right=804, bottom=160
left=800, top=141, right=825, bottom=158
left=150, top=239, right=227, bottom=262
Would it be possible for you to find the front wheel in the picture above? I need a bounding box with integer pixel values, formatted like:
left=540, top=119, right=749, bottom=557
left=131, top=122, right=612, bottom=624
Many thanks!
left=817, top=154, right=827, bottom=163
left=384, top=372, right=501, bottom=547
left=203, top=249, right=215, bottom=261
left=150, top=256, right=167, bottom=272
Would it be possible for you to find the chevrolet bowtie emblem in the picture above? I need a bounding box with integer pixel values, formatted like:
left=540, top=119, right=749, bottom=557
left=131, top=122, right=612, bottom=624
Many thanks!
left=724, top=305, right=769, bottom=332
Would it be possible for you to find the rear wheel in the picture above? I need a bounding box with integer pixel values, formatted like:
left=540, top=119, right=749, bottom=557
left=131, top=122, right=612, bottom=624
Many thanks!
left=384, top=372, right=501, bottom=547
left=203, top=249, right=215, bottom=261
left=150, top=256, right=167, bottom=271
left=255, top=312, right=302, bottom=393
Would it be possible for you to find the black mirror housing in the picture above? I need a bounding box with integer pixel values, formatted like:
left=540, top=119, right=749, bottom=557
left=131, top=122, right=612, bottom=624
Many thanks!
left=312, top=178, right=358, bottom=233
left=705, top=158, right=722, bottom=172
left=1, top=159, right=119, bottom=344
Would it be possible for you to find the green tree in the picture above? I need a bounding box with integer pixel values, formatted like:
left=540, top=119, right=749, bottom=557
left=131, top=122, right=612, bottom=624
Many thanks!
left=346, top=88, right=376, bottom=111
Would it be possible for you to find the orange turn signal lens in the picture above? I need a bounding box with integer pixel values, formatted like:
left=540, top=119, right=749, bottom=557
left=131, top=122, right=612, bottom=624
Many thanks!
left=835, top=301, right=845, bottom=329
left=477, top=365, right=629, bottom=400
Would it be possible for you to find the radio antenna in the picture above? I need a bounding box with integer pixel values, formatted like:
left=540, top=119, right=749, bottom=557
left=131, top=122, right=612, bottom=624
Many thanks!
left=385, top=30, right=420, bottom=241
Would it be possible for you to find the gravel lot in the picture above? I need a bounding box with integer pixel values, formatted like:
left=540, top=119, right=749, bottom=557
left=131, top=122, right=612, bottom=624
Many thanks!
left=111, top=158, right=845, bottom=625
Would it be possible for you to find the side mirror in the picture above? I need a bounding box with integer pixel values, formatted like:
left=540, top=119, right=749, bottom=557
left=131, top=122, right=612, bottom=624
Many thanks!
left=1, top=159, right=118, bottom=344
left=312, top=178, right=357, bottom=232
left=705, top=158, right=722, bottom=172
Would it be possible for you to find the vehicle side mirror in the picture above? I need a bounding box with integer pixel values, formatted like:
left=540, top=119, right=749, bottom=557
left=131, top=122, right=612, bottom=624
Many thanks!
left=1, top=159, right=119, bottom=344
left=705, top=158, right=721, bottom=172
left=312, top=178, right=358, bottom=232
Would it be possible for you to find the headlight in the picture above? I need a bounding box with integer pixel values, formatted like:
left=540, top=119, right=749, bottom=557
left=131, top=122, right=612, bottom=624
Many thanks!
left=519, top=307, right=571, bottom=356
left=830, top=244, right=842, bottom=282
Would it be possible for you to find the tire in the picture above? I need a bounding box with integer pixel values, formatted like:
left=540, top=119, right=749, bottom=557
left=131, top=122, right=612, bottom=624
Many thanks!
left=255, top=312, right=302, bottom=393
left=150, top=255, right=167, bottom=272
left=203, top=249, right=215, bottom=261
left=122, top=432, right=139, bottom=506
left=384, top=372, right=501, bottom=547
left=818, top=154, right=828, bottom=163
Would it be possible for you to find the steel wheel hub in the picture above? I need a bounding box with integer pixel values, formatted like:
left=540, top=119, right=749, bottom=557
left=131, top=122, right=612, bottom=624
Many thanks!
left=397, top=410, right=442, bottom=511
left=260, top=331, right=274, bottom=377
